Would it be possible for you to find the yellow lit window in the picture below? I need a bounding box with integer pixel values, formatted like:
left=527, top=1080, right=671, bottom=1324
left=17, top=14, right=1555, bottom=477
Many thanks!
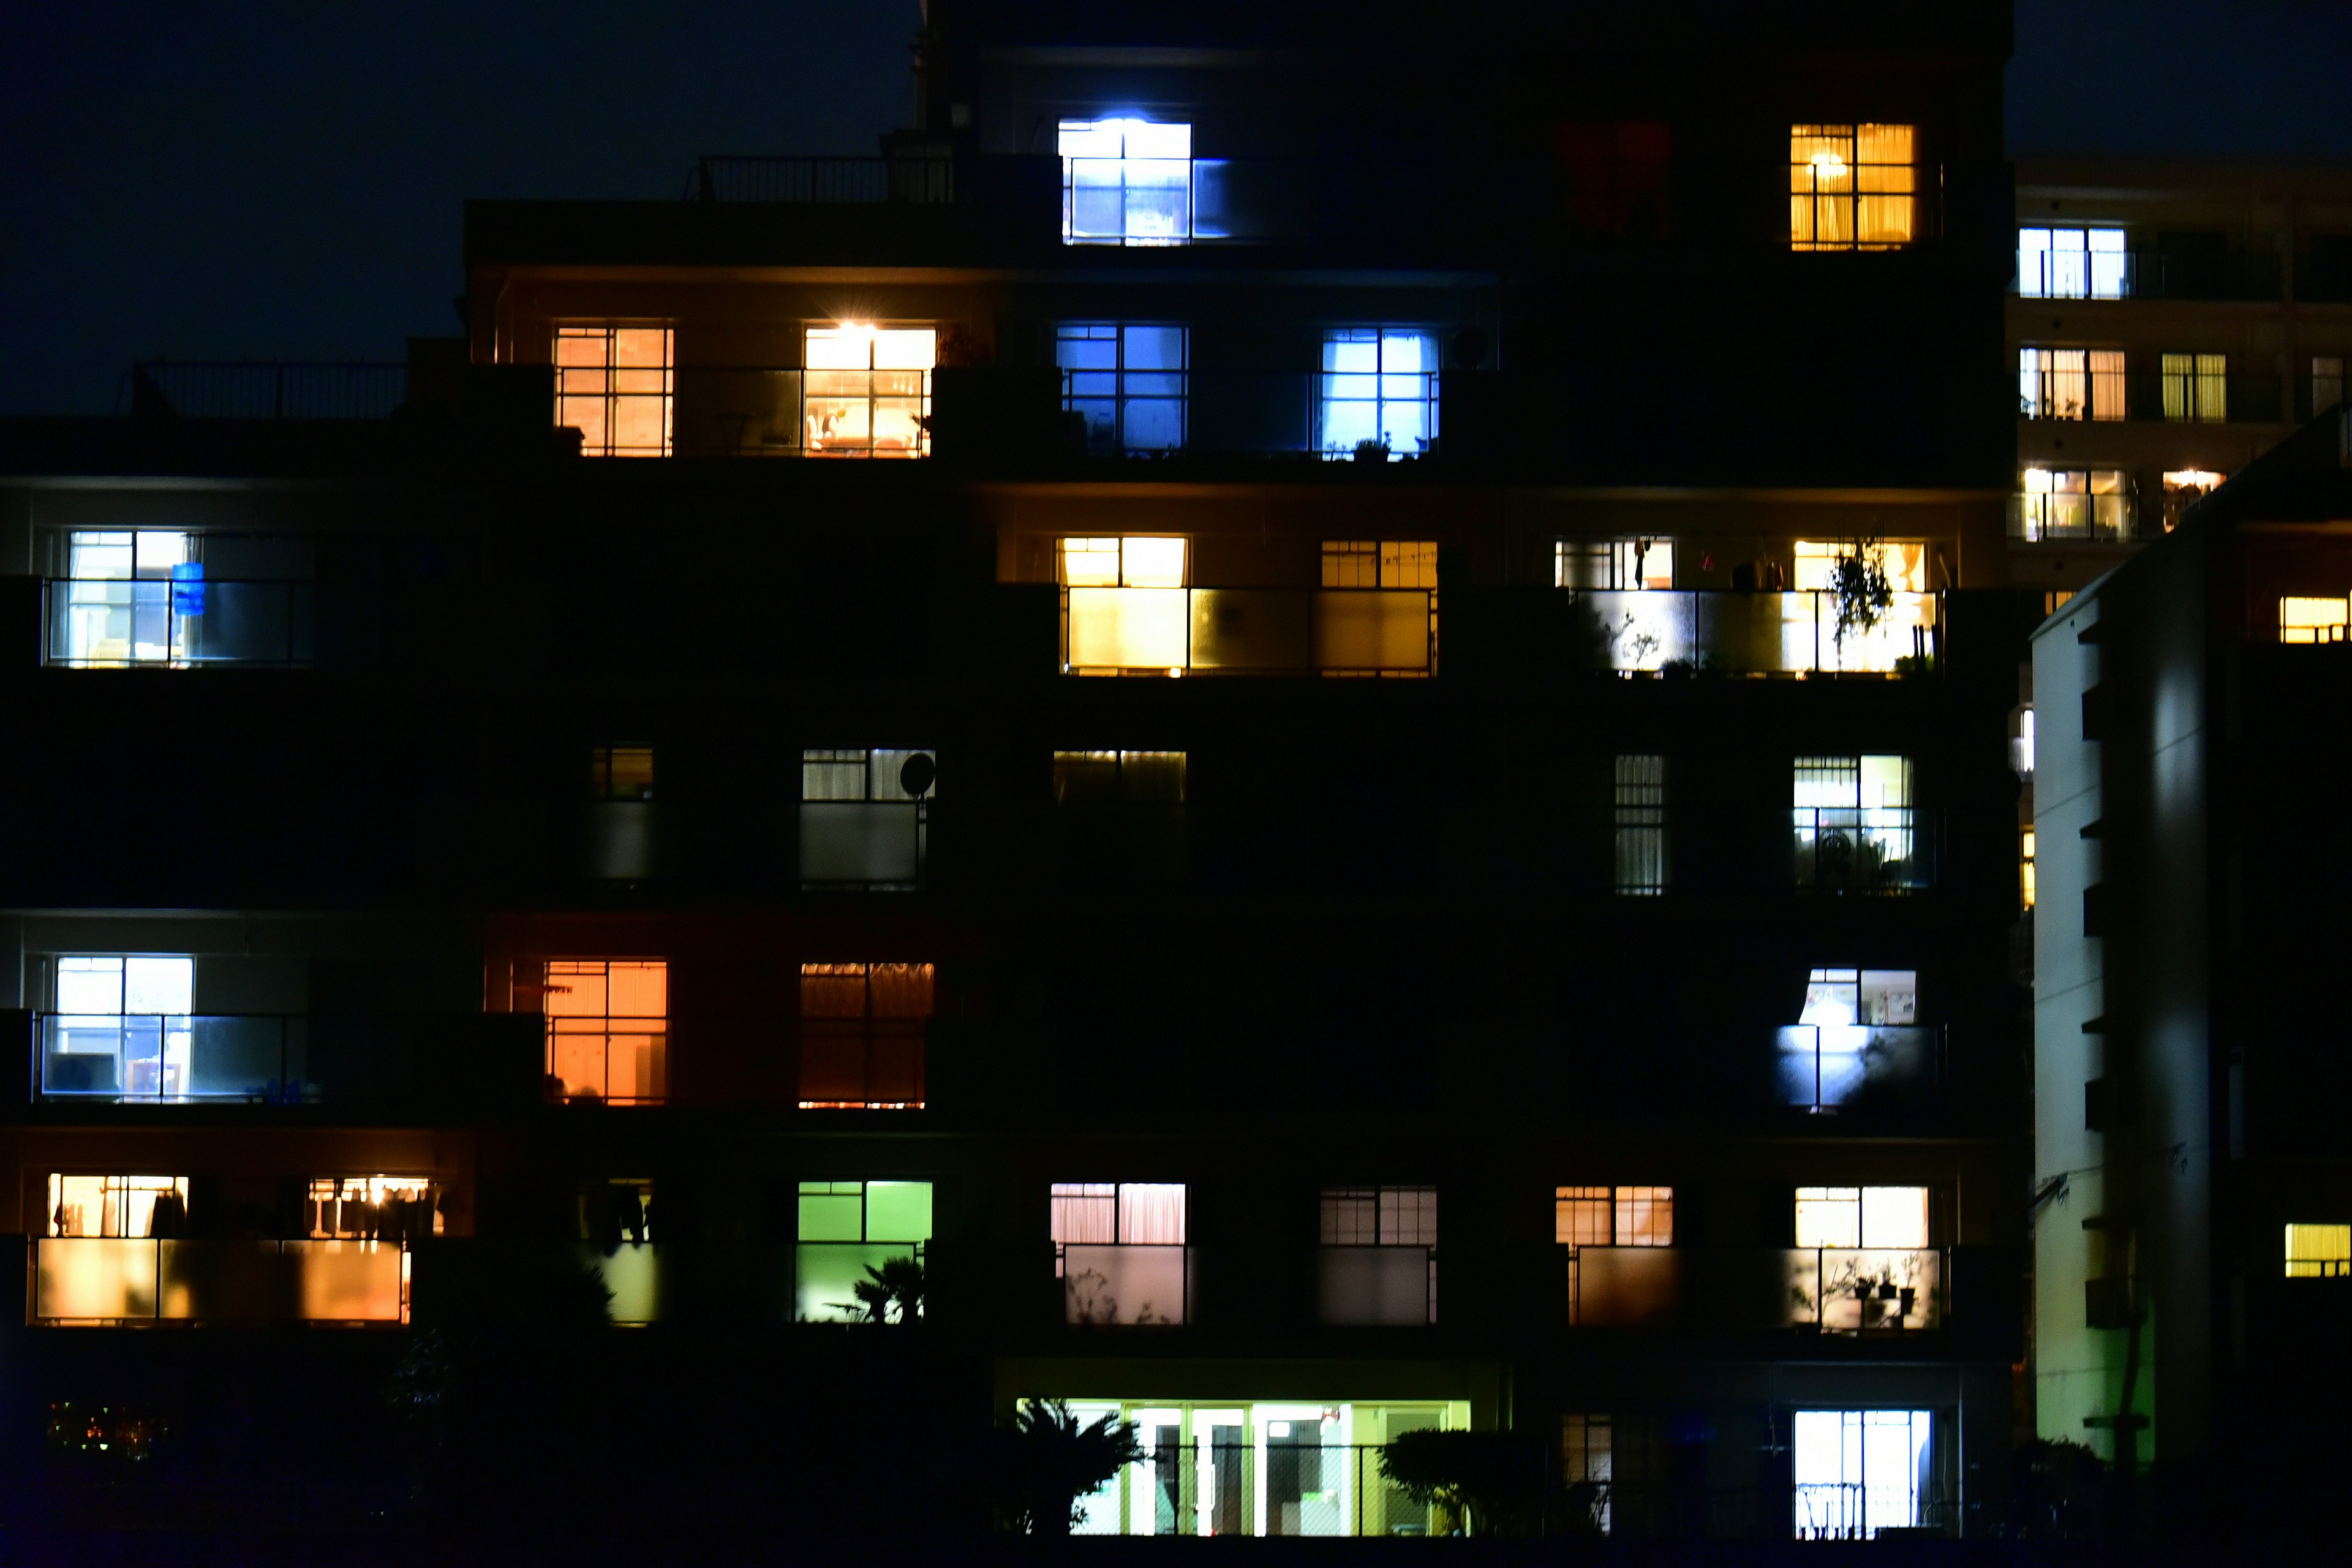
left=2285, top=1223, right=2351, bottom=1278
left=2044, top=590, right=2074, bottom=617
left=2280, top=597, right=2351, bottom=644
left=540, top=960, right=667, bottom=1105
left=2161, top=353, right=2227, bottom=423
left=47, top=1174, right=188, bottom=1238
left=1792, top=541, right=1929, bottom=594
left=2021, top=827, right=2037, bottom=908
left=1060, top=539, right=1189, bottom=672
left=554, top=326, right=673, bottom=457
left=1058, top=536, right=1186, bottom=587
left=804, top=325, right=937, bottom=457
left=1322, top=539, right=1438, bottom=589
left=2019, top=348, right=2125, bottom=421
left=1790, top=124, right=1914, bottom=251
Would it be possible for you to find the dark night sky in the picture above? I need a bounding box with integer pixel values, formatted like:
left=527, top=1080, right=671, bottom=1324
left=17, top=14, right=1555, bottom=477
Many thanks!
left=6, top=0, right=2351, bottom=416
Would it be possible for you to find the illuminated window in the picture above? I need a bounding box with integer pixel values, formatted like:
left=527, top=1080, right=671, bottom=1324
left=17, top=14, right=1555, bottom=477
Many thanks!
left=1613, top=755, right=1668, bottom=895
left=1058, top=323, right=1187, bottom=451
left=2285, top=1223, right=2351, bottom=1278
left=2161, top=352, right=2227, bottom=422
left=1060, top=119, right=1193, bottom=245
left=2021, top=828, right=2037, bottom=908
left=1559, top=1185, right=1673, bottom=1327
left=2044, top=590, right=2075, bottom=617
left=590, top=746, right=654, bottom=801
left=2018, top=227, right=2128, bottom=299
left=1792, top=542, right=1928, bottom=594
left=578, top=1178, right=654, bottom=1245
left=1801, top=968, right=1918, bottom=1026
left=1319, top=1186, right=1438, bottom=1325
left=2016, top=469, right=2134, bottom=543
left=47, top=1174, right=189, bottom=1238
left=307, top=1176, right=439, bottom=1240
left=2279, top=597, right=2351, bottom=644
left=554, top=326, right=672, bottom=457
left=2013, top=707, right=2036, bottom=778
left=45, top=956, right=195, bottom=1100
left=796, top=1179, right=932, bottom=1321
left=1793, top=755, right=1925, bottom=893
left=56, top=530, right=198, bottom=666
left=804, top=326, right=935, bottom=456
left=1556, top=538, right=1673, bottom=590
left=539, top=960, right=666, bottom=1104
left=1058, top=536, right=1187, bottom=588
left=1781, top=970, right=1923, bottom=1110
left=2019, top=348, right=2126, bottom=421
left=2315, top=355, right=2345, bottom=416
left=1794, top=1186, right=1929, bottom=1249
left=799, top=748, right=934, bottom=889
left=1322, top=540, right=1436, bottom=589
left=1053, top=750, right=1186, bottom=805
left=1793, top=1411, right=1933, bottom=1539
left=1319, top=330, right=1437, bottom=459
left=2161, top=470, right=2225, bottom=532
left=1054, top=1182, right=1189, bottom=1324
left=799, top=962, right=932, bottom=1109
left=1789, top=124, right=1915, bottom=251
left=1321, top=1186, right=1437, bottom=1245
left=1060, top=538, right=1190, bottom=671
left=1555, top=1186, right=1675, bottom=1248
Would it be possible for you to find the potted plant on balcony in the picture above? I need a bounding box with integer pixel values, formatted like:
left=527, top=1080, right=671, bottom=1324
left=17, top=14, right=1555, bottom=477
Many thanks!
left=1827, top=537, right=1894, bottom=649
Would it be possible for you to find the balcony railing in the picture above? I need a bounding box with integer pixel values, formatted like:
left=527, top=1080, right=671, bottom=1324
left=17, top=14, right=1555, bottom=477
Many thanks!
left=2007, top=492, right=2137, bottom=543
left=1775, top=1025, right=1939, bottom=1111
left=1566, top=590, right=1939, bottom=676
left=126, top=360, right=407, bottom=420
left=1063, top=1244, right=1192, bottom=1325
left=1316, top=1246, right=1437, bottom=1325
left=687, top=156, right=957, bottom=204
left=799, top=800, right=927, bottom=889
left=40, top=1014, right=310, bottom=1101
left=2016, top=249, right=2281, bottom=301
left=43, top=579, right=315, bottom=668
left=33, top=1237, right=405, bottom=1323
left=797, top=1022, right=926, bottom=1108
left=1075, top=1442, right=1447, bottom=1537
left=1793, top=807, right=1935, bottom=892
left=1063, top=587, right=1433, bottom=675
left=1567, top=1245, right=1948, bottom=1333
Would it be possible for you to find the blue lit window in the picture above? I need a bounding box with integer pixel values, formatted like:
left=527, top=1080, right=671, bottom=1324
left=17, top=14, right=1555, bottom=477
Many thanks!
left=1319, top=329, right=1438, bottom=460
left=1056, top=324, right=1188, bottom=451
left=1059, top=119, right=1193, bottom=246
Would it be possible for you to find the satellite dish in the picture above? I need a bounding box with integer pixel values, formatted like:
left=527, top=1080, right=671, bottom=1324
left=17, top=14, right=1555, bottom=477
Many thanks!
left=899, top=752, right=937, bottom=798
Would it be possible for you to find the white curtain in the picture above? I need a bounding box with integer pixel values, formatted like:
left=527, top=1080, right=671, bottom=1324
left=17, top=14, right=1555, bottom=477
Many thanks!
left=1119, top=1182, right=1186, bottom=1245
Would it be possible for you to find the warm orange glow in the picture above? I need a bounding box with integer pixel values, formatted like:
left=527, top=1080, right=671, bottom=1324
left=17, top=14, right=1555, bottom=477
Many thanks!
left=540, top=960, right=668, bottom=1104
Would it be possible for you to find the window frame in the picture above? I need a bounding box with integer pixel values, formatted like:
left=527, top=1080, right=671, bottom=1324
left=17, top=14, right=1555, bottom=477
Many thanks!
left=1316, top=328, right=1439, bottom=460
left=2018, top=225, right=2128, bottom=299
left=2160, top=352, right=2228, bottom=422
left=1059, top=119, right=1195, bottom=246
left=1057, top=322, right=1189, bottom=451
left=1789, top=124, right=1917, bottom=252
left=797, top=960, right=934, bottom=1110
left=538, top=959, right=668, bottom=1106
left=552, top=325, right=674, bottom=458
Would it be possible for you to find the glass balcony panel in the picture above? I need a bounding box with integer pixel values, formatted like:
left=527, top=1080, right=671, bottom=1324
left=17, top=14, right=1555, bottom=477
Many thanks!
left=1313, top=590, right=1430, bottom=671
left=1189, top=589, right=1310, bottom=671
left=1066, top=587, right=1188, bottom=668
left=579, top=1241, right=663, bottom=1324
left=1316, top=1245, right=1433, bottom=1325
left=794, top=1240, right=921, bottom=1322
left=1572, top=1246, right=1679, bottom=1325
left=285, top=1239, right=403, bottom=1321
left=800, top=801, right=922, bottom=885
left=1064, top=1243, right=1189, bottom=1324
left=36, top=1238, right=159, bottom=1321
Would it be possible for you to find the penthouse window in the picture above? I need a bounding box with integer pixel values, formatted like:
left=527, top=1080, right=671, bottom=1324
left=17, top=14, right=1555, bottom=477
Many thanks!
left=2285, top=1224, right=2350, bottom=1278
left=798, top=962, right=932, bottom=1109
left=1317, top=1186, right=1438, bottom=1325
left=540, top=959, right=666, bottom=1105
left=2162, top=352, right=2227, bottom=422
left=554, top=326, right=673, bottom=457
left=1613, top=756, right=1669, bottom=895
left=1789, top=124, right=1915, bottom=250
left=800, top=748, right=935, bottom=889
left=804, top=326, right=935, bottom=456
left=1060, top=119, right=1193, bottom=246
left=2019, top=348, right=2125, bottom=421
left=1058, top=324, right=1188, bottom=451
left=1556, top=538, right=1673, bottom=590
left=1319, top=329, right=1437, bottom=459
left=1053, top=1182, right=1189, bottom=1325
left=2018, top=227, right=2128, bottom=299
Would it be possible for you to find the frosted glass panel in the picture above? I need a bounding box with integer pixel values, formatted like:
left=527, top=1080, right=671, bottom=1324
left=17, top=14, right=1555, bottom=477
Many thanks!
left=1067, top=587, right=1188, bottom=668
left=36, top=1238, right=158, bottom=1320
left=1064, top=1244, right=1188, bottom=1324
left=1317, top=1246, right=1433, bottom=1325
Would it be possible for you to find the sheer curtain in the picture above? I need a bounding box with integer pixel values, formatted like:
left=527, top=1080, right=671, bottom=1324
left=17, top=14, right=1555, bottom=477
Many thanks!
left=1118, top=1183, right=1186, bottom=1245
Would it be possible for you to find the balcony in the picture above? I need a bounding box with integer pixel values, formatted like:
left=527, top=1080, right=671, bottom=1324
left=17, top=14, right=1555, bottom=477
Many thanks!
left=1566, top=590, right=1939, bottom=676
left=794, top=1240, right=924, bottom=1322
left=33, top=1237, right=404, bottom=1324
left=1063, top=1245, right=1192, bottom=1325
left=2007, top=492, right=2138, bottom=543
left=1063, top=587, right=1433, bottom=675
left=1793, top=809, right=1936, bottom=892
left=43, top=579, right=315, bottom=668
left=32, top=1012, right=538, bottom=1106
left=2016, top=248, right=2281, bottom=302
left=1567, top=1246, right=1949, bottom=1334
left=1316, top=1246, right=1436, bottom=1326
left=1776, top=1025, right=1940, bottom=1111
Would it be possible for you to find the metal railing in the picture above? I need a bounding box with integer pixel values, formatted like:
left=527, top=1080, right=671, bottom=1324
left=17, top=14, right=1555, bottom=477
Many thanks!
left=125, top=360, right=405, bottom=420
left=2008, top=492, right=2136, bottom=543
left=1793, top=807, right=1935, bottom=892
left=1062, top=586, right=1434, bottom=675
left=1567, top=590, right=1940, bottom=676
left=43, top=579, right=315, bottom=668
left=687, top=156, right=956, bottom=204
left=38, top=1014, right=312, bottom=1101
left=1074, top=1442, right=1446, bottom=1537
left=2016, top=249, right=2282, bottom=301
left=1775, top=1025, right=1939, bottom=1110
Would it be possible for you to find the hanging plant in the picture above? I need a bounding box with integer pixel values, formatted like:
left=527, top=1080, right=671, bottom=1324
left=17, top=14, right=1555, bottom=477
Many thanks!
left=1829, top=537, right=1894, bottom=647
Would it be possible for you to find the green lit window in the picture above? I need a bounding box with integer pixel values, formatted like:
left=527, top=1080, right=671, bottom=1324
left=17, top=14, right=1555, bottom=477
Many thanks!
left=795, top=1180, right=932, bottom=1322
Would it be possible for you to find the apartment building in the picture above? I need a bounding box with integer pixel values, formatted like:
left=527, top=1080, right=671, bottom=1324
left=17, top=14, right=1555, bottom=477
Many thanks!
left=2029, top=406, right=2352, bottom=1521
left=0, top=0, right=2027, bottom=1540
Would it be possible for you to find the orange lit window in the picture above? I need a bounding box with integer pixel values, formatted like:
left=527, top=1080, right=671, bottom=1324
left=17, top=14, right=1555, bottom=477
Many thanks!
left=804, top=326, right=936, bottom=457
left=2021, top=827, right=2037, bottom=909
left=1790, top=124, right=1915, bottom=251
left=554, top=327, right=673, bottom=457
left=2280, top=597, right=2351, bottom=644
left=1556, top=1185, right=1675, bottom=1248
left=799, top=962, right=933, bottom=1109
left=590, top=747, right=654, bottom=801
left=540, top=960, right=666, bottom=1104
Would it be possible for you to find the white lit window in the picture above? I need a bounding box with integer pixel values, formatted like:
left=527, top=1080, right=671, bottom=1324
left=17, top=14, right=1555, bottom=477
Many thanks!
left=1794, top=1185, right=1929, bottom=1249
left=1058, top=536, right=1186, bottom=587
left=1800, top=969, right=1918, bottom=1027
left=1060, top=119, right=1193, bottom=246
left=1319, top=329, right=1438, bottom=459
left=2019, top=347, right=2125, bottom=420
left=2016, top=469, right=2133, bottom=543
left=1556, top=538, right=1673, bottom=589
left=2018, top=227, right=2128, bottom=299
left=804, top=326, right=936, bottom=457
left=58, top=531, right=195, bottom=666
left=1058, top=323, right=1188, bottom=451
left=554, top=326, right=673, bottom=457
left=1793, top=1410, right=1934, bottom=1539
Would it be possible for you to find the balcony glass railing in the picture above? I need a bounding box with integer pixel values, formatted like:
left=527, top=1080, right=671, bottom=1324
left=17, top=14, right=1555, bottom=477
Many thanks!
left=33, top=1237, right=405, bottom=1323
left=2007, top=492, right=2137, bottom=543
left=1063, top=587, right=1433, bottom=675
left=1775, top=1025, right=1939, bottom=1110
left=1787, top=1247, right=1942, bottom=1332
left=1063, top=1244, right=1192, bottom=1325
left=1792, top=807, right=1935, bottom=892
left=1316, top=1246, right=1436, bottom=1325
left=1567, top=590, right=1938, bottom=676
left=1566, top=1246, right=1949, bottom=1333
left=39, top=1014, right=310, bottom=1101
left=43, top=579, right=315, bottom=667
left=794, top=1241, right=924, bottom=1322
left=1077, top=1442, right=1444, bottom=1537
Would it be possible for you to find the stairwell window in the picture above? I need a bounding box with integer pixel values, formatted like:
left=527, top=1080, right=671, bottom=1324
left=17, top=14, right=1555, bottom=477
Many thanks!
left=554, top=326, right=673, bottom=456
left=2019, top=348, right=2126, bottom=421
left=1789, top=124, right=1915, bottom=250
left=1613, top=755, right=1669, bottom=895
left=1319, top=329, right=1438, bottom=459
left=2162, top=352, right=2227, bottom=422
left=1060, top=119, right=1193, bottom=245
left=1058, top=324, right=1188, bottom=451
